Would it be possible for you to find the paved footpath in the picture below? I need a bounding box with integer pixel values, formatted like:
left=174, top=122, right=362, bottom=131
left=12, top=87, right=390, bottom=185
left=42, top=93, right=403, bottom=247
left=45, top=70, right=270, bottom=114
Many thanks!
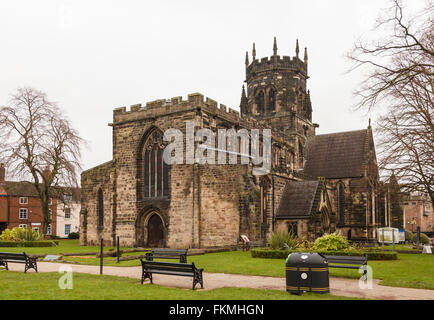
left=8, top=262, right=434, bottom=300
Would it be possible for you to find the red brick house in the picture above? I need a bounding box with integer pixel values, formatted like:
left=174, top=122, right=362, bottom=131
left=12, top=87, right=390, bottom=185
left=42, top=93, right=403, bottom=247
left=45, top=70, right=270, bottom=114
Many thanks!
left=0, top=164, right=57, bottom=235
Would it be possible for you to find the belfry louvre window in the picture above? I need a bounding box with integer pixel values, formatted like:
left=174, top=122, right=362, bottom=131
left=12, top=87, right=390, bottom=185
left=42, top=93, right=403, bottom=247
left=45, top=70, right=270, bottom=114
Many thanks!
left=143, top=130, right=169, bottom=198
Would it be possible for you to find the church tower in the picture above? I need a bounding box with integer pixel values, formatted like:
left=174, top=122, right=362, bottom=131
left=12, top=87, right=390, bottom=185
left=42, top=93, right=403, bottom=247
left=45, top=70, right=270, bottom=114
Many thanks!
left=240, top=38, right=316, bottom=138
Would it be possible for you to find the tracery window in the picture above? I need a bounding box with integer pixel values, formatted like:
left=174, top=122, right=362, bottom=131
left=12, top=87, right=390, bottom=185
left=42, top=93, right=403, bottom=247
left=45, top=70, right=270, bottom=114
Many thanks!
left=97, top=188, right=104, bottom=228
left=338, top=183, right=345, bottom=225
left=143, top=130, right=169, bottom=198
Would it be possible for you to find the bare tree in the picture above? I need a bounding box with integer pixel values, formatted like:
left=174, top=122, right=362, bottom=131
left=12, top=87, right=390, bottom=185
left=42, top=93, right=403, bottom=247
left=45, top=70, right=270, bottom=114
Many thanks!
left=348, top=0, right=434, bottom=206
left=0, top=87, right=83, bottom=234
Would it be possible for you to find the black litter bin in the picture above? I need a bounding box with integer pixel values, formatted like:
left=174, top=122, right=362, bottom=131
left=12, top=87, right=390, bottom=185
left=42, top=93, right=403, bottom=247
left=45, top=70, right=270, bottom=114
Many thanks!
left=286, top=252, right=329, bottom=295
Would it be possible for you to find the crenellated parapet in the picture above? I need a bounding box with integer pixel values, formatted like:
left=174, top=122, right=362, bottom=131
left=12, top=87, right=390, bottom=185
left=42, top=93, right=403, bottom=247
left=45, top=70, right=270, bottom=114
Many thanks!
left=246, top=55, right=307, bottom=81
left=112, top=93, right=246, bottom=125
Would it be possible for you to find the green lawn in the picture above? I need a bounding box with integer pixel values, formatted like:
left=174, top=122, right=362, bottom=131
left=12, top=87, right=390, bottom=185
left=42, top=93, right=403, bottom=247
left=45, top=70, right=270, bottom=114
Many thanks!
left=0, top=239, right=129, bottom=255
left=2, top=241, right=433, bottom=290
left=0, top=271, right=360, bottom=300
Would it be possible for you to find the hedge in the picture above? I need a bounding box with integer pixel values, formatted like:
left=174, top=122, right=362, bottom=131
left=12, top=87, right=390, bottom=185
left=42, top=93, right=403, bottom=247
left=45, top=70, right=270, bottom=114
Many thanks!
left=0, top=240, right=59, bottom=247
left=251, top=248, right=398, bottom=260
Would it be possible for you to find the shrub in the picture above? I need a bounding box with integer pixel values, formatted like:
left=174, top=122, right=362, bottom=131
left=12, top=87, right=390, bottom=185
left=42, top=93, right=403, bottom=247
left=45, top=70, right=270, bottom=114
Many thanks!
left=405, top=229, right=413, bottom=242
left=250, top=248, right=397, bottom=260
left=0, top=240, right=59, bottom=247
left=417, top=233, right=430, bottom=245
left=0, top=227, right=43, bottom=242
left=313, top=233, right=350, bottom=251
left=268, top=231, right=298, bottom=250
left=68, top=232, right=79, bottom=239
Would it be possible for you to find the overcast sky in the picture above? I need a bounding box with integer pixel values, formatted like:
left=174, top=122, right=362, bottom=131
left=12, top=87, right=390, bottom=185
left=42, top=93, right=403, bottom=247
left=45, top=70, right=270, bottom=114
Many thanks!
left=0, top=0, right=424, bottom=172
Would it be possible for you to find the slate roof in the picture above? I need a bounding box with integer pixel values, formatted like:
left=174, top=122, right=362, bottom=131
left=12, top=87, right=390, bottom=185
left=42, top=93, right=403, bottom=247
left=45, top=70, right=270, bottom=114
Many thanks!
left=276, top=180, right=322, bottom=219
left=0, top=181, right=80, bottom=200
left=303, top=129, right=369, bottom=179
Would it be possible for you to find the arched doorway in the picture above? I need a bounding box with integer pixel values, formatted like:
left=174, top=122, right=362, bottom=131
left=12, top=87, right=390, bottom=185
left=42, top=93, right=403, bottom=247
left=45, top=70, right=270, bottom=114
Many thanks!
left=136, top=209, right=167, bottom=247
left=147, top=214, right=164, bottom=247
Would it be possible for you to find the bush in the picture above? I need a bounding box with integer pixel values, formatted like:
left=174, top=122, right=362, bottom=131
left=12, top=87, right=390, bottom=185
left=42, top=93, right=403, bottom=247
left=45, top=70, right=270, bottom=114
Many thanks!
left=416, top=233, right=430, bottom=245
left=268, top=231, right=298, bottom=250
left=0, top=240, right=59, bottom=247
left=67, top=232, right=79, bottom=239
left=405, top=229, right=413, bottom=242
left=0, top=227, right=43, bottom=242
left=313, top=233, right=350, bottom=251
left=250, top=248, right=397, bottom=260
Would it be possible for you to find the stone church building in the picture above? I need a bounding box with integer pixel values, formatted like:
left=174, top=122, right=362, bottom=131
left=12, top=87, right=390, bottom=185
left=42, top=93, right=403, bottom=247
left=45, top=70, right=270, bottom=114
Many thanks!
left=80, top=38, right=388, bottom=248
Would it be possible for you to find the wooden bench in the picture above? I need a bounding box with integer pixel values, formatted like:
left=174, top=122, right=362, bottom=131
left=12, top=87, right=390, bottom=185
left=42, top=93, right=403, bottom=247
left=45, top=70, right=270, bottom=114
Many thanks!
left=0, top=252, right=38, bottom=273
left=140, top=260, right=204, bottom=290
left=324, top=255, right=368, bottom=280
left=145, top=248, right=188, bottom=263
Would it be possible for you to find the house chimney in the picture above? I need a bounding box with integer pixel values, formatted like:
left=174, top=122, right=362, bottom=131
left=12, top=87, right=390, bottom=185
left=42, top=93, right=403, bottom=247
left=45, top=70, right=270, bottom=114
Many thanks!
left=0, top=163, right=5, bottom=183
left=42, top=166, right=51, bottom=181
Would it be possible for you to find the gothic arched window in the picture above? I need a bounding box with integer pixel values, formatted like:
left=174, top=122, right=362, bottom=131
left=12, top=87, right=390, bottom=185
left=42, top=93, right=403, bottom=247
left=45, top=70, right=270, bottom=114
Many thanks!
left=256, top=91, right=265, bottom=114
left=141, top=129, right=169, bottom=198
left=268, top=88, right=276, bottom=112
left=97, top=188, right=104, bottom=228
left=338, top=183, right=345, bottom=225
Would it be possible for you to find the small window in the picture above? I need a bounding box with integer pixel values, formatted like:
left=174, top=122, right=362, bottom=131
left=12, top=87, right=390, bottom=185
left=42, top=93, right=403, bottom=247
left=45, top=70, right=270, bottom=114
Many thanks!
left=63, top=195, right=72, bottom=202
left=412, top=202, right=417, bottom=205
left=19, top=208, right=28, bottom=219
left=65, top=207, right=71, bottom=219
left=65, top=224, right=71, bottom=236
left=47, top=224, right=52, bottom=235
left=19, top=224, right=27, bottom=229
left=19, top=197, right=28, bottom=204
left=49, top=209, right=52, bottom=220
left=403, top=202, right=409, bottom=205
left=32, top=227, right=39, bottom=233
left=48, top=198, right=52, bottom=205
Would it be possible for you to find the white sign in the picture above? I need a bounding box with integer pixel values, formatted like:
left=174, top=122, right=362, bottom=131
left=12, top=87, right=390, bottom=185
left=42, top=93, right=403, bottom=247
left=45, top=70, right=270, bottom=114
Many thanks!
left=240, top=235, right=250, bottom=243
left=378, top=228, right=400, bottom=244
left=422, top=245, right=432, bottom=254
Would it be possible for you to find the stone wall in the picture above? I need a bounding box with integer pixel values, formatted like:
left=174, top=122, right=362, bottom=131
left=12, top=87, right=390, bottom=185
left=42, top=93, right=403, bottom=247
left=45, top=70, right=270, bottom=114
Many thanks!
left=80, top=161, right=115, bottom=246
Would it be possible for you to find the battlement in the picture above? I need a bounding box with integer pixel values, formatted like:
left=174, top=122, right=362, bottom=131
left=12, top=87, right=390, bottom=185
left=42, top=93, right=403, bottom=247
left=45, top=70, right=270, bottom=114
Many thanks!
left=246, top=55, right=306, bottom=79
left=112, top=92, right=246, bottom=123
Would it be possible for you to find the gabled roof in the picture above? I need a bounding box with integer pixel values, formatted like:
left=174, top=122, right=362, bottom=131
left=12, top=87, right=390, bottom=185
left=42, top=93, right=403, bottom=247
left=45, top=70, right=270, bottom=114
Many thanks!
left=3, top=181, right=40, bottom=197
left=276, top=180, right=322, bottom=219
left=303, top=129, right=371, bottom=179
left=0, top=181, right=81, bottom=200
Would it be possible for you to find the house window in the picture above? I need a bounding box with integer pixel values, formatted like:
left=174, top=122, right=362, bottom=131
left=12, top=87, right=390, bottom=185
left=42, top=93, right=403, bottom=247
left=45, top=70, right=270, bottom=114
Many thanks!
left=65, top=224, right=71, bottom=236
left=19, top=224, right=27, bottom=229
left=32, top=227, right=39, bottom=233
left=63, top=194, right=72, bottom=202
left=19, top=208, right=28, bottom=219
left=65, top=208, right=71, bottom=219
left=19, top=197, right=28, bottom=204
left=49, top=209, right=52, bottom=220
left=47, top=224, right=52, bottom=235
left=48, top=198, right=52, bottom=205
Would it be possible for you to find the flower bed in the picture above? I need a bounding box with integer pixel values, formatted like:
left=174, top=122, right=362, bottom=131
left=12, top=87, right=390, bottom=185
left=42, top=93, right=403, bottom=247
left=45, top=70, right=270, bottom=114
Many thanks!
left=251, top=248, right=398, bottom=260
